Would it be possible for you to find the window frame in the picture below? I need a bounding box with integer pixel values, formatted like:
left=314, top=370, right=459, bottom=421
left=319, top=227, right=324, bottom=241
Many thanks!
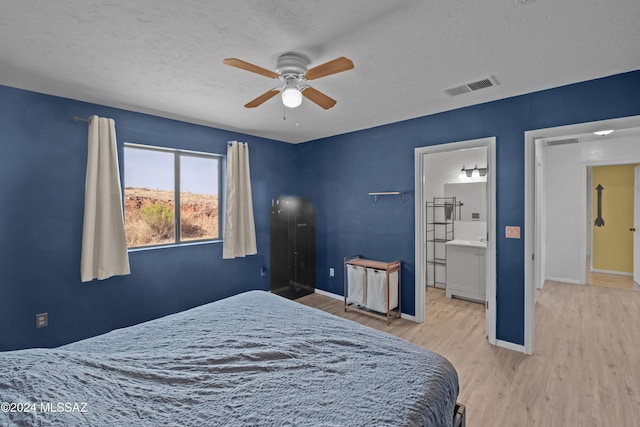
left=123, top=142, right=223, bottom=249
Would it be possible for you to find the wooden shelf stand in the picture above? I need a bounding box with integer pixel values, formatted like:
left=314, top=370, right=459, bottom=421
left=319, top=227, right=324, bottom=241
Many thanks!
left=343, top=255, right=401, bottom=324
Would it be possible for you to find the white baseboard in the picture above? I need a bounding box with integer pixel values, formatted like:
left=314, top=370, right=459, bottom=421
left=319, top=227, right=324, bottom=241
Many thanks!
left=314, top=288, right=344, bottom=301
left=314, top=288, right=415, bottom=321
left=496, top=339, right=529, bottom=354
left=401, top=313, right=417, bottom=322
left=545, top=276, right=581, bottom=285
left=591, top=269, right=633, bottom=276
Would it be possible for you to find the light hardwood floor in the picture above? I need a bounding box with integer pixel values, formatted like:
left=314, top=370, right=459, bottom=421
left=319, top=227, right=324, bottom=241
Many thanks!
left=296, top=282, right=640, bottom=426
left=586, top=264, right=640, bottom=291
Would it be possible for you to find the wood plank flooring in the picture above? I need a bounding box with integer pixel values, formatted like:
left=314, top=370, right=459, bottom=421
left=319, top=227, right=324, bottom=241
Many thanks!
left=585, top=256, right=639, bottom=291
left=296, top=282, right=640, bottom=427
left=587, top=269, right=639, bottom=291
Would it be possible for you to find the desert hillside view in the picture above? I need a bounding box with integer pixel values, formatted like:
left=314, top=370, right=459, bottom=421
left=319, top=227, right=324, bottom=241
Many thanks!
left=124, top=187, right=219, bottom=247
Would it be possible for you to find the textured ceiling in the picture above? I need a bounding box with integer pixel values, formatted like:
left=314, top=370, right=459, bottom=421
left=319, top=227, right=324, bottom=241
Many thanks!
left=1, top=0, right=639, bottom=143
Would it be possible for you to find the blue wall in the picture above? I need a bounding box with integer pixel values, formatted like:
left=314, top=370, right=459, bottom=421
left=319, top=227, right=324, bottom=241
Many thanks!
left=2, top=70, right=640, bottom=351
left=0, top=86, right=300, bottom=351
left=296, top=70, right=640, bottom=345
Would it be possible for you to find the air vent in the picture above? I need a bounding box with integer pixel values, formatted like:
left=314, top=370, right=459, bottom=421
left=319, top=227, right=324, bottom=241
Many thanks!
left=443, top=76, right=498, bottom=97
left=443, top=86, right=472, bottom=97
left=544, top=137, right=580, bottom=147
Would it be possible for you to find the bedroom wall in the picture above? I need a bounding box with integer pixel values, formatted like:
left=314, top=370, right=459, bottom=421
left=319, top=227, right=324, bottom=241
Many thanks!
left=0, top=85, right=300, bottom=351
left=2, top=71, right=640, bottom=352
left=296, top=69, right=640, bottom=346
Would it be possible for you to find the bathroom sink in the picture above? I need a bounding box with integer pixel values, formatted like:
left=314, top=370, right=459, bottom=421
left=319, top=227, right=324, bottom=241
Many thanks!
left=445, top=239, right=487, bottom=248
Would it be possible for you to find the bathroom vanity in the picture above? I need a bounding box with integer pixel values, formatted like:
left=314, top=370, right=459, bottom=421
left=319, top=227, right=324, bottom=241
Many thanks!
left=445, top=240, right=486, bottom=303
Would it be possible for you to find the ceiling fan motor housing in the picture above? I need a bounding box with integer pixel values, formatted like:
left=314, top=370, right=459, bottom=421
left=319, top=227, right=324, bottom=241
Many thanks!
left=276, top=53, right=310, bottom=77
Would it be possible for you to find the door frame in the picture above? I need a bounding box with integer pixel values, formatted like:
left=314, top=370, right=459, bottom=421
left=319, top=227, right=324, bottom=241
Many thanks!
left=634, top=167, right=640, bottom=285
left=524, top=115, right=640, bottom=355
left=414, top=137, right=496, bottom=345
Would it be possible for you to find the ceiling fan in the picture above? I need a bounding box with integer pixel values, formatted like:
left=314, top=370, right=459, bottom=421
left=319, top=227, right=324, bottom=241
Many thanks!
left=223, top=53, right=354, bottom=110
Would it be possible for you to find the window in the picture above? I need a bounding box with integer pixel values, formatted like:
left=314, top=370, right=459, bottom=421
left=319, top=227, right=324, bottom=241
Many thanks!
left=123, top=143, right=221, bottom=248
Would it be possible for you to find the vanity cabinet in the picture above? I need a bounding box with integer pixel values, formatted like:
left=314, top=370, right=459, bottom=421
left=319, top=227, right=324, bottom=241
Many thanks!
left=445, top=241, right=485, bottom=303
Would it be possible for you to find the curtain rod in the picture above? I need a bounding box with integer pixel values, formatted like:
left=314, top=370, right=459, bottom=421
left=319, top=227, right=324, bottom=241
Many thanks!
left=73, top=116, right=90, bottom=123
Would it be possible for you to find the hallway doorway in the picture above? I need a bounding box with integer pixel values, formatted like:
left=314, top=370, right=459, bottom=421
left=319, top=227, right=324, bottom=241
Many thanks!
left=525, top=115, right=640, bottom=355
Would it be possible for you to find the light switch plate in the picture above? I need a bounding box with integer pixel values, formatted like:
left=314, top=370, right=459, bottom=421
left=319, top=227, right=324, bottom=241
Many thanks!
left=506, top=226, right=521, bottom=239
left=329, top=268, right=335, bottom=277
left=36, top=312, right=48, bottom=328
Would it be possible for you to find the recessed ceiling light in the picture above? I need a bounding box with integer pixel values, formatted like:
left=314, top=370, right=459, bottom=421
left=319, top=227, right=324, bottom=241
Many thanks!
left=593, top=130, right=614, bottom=136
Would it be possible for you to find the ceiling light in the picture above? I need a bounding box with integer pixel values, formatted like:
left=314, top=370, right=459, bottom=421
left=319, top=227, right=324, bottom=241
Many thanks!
left=472, top=165, right=480, bottom=178
left=593, top=130, right=614, bottom=136
left=282, top=80, right=302, bottom=108
left=459, top=166, right=466, bottom=178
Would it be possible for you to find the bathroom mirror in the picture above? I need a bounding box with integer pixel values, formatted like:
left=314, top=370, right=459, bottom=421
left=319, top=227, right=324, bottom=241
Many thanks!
left=444, top=182, right=486, bottom=221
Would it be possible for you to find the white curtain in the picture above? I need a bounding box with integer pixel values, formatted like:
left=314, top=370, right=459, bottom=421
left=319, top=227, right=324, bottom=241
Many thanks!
left=223, top=141, right=257, bottom=259
left=80, top=115, right=131, bottom=282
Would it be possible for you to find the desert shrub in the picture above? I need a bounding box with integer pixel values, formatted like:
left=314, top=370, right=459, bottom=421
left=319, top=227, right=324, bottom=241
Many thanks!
left=140, top=203, right=174, bottom=239
left=181, top=218, right=206, bottom=239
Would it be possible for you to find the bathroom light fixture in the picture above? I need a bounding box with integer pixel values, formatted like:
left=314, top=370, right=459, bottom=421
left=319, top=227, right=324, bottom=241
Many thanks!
left=459, top=164, right=488, bottom=178
left=593, top=129, right=614, bottom=136
left=282, top=79, right=302, bottom=108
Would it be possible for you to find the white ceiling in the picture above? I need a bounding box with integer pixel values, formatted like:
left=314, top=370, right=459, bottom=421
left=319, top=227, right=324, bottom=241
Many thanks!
left=1, top=0, right=639, bottom=143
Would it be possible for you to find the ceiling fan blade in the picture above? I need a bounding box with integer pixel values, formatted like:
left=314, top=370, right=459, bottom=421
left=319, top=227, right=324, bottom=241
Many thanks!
left=305, top=57, right=354, bottom=80
left=244, top=89, right=280, bottom=108
left=223, top=58, right=279, bottom=79
left=302, top=86, right=337, bottom=109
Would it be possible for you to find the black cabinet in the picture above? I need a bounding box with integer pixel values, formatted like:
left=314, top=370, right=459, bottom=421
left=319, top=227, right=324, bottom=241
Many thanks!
left=270, top=197, right=315, bottom=299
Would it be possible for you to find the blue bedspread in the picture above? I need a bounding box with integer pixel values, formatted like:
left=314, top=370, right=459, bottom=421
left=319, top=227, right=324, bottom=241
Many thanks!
left=0, top=291, right=458, bottom=426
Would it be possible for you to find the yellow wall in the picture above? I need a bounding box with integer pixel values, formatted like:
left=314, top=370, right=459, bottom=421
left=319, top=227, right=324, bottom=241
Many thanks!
left=591, top=164, right=638, bottom=273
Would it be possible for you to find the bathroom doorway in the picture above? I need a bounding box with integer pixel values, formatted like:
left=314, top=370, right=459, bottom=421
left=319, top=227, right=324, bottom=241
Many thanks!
left=415, top=137, right=496, bottom=345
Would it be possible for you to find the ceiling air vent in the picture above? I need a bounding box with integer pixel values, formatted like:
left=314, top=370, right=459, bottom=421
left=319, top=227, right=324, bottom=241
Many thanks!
left=544, top=137, right=580, bottom=147
left=443, top=76, right=498, bottom=97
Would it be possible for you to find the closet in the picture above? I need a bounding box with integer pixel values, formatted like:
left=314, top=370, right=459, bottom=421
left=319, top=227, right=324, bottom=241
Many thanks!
left=270, top=197, right=315, bottom=299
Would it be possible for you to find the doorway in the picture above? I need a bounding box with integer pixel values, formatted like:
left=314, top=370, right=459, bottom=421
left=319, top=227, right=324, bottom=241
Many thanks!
left=587, top=164, right=640, bottom=291
left=414, top=137, right=496, bottom=345
left=524, top=115, right=640, bottom=355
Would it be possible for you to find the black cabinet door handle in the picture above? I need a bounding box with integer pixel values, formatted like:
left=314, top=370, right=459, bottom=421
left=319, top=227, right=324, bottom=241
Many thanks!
left=631, top=228, right=637, bottom=232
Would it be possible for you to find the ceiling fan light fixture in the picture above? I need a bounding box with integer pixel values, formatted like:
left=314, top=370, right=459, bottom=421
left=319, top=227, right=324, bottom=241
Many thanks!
left=223, top=53, right=352, bottom=109
left=282, top=80, right=302, bottom=108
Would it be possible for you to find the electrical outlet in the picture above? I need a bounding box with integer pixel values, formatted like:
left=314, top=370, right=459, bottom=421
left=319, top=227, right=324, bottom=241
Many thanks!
left=260, top=267, right=267, bottom=277
left=506, top=226, right=521, bottom=239
left=36, top=312, right=48, bottom=328
left=329, top=268, right=335, bottom=277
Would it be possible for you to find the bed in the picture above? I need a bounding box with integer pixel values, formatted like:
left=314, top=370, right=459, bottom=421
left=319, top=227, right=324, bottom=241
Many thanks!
left=0, top=290, right=463, bottom=426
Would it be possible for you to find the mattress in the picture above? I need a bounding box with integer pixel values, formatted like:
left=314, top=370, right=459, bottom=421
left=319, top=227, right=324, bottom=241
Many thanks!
left=0, top=290, right=459, bottom=426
